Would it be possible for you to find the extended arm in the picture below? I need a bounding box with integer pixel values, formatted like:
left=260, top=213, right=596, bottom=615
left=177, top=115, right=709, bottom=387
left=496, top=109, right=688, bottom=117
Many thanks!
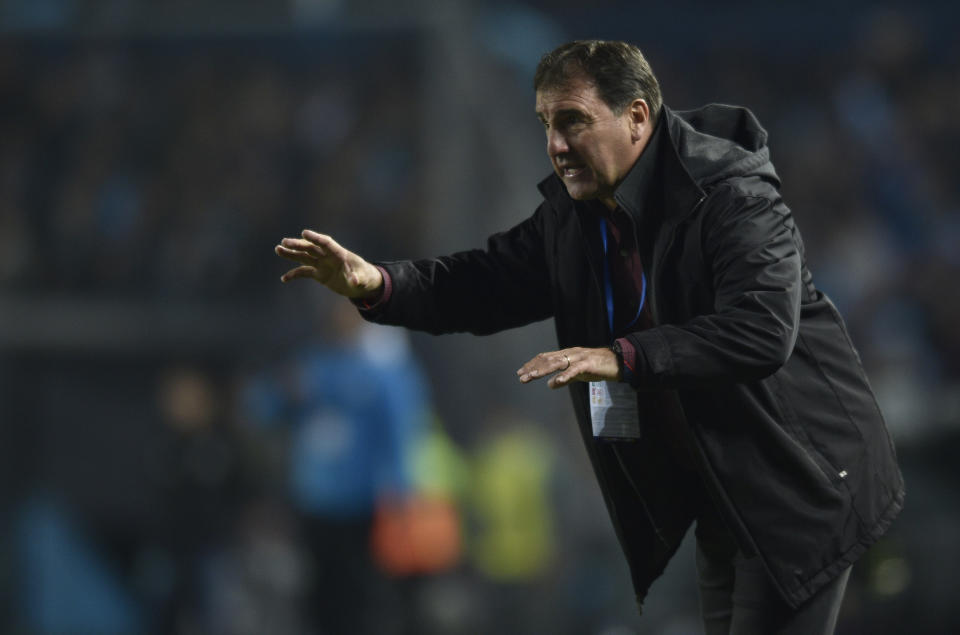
left=276, top=205, right=554, bottom=337
left=360, top=208, right=554, bottom=336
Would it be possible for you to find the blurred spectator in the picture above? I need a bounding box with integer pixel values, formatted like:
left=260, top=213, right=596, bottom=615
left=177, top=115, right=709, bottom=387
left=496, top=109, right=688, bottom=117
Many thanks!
left=242, top=299, right=446, bottom=633
left=6, top=363, right=249, bottom=634
left=144, top=366, right=249, bottom=632
left=465, top=412, right=561, bottom=633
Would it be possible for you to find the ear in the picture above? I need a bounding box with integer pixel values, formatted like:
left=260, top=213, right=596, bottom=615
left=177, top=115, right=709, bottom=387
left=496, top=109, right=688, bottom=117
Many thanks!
left=628, top=98, right=651, bottom=142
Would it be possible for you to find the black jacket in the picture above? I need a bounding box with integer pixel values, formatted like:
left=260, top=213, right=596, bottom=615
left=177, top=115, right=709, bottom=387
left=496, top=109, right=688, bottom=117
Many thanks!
left=365, top=104, right=904, bottom=609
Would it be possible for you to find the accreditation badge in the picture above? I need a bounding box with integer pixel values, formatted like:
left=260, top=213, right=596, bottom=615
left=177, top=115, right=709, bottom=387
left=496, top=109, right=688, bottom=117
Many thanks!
left=589, top=380, right=641, bottom=439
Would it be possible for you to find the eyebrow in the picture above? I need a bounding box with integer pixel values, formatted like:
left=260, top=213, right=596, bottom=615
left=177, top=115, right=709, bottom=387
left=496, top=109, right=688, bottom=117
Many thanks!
left=536, top=107, right=587, bottom=123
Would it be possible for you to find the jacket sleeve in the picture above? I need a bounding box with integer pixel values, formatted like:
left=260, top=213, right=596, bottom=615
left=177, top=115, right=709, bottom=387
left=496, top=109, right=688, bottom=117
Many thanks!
left=624, top=185, right=802, bottom=387
left=361, top=204, right=554, bottom=336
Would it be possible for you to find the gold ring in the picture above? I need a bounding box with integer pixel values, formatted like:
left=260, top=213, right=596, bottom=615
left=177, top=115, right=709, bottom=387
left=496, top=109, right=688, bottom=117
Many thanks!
left=562, top=354, right=571, bottom=370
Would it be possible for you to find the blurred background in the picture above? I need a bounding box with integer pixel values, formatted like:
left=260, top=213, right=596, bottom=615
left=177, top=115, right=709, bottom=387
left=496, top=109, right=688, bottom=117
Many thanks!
left=0, top=0, right=958, bottom=633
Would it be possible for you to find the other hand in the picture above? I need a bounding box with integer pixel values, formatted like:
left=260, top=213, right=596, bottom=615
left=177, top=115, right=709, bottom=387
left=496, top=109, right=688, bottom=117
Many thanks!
left=275, top=230, right=383, bottom=299
left=517, top=346, right=621, bottom=389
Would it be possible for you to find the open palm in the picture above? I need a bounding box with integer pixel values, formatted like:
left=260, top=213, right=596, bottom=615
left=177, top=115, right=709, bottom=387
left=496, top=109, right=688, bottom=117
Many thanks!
left=275, top=230, right=382, bottom=299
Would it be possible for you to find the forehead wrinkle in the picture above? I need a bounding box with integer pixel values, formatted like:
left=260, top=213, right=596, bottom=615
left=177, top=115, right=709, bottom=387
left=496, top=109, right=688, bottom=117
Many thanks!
left=536, top=95, right=593, bottom=118
left=536, top=79, right=606, bottom=120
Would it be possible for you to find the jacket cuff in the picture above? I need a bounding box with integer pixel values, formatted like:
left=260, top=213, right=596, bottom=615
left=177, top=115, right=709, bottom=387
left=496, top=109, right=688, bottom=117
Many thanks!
left=352, top=265, right=392, bottom=313
left=622, top=328, right=673, bottom=388
left=615, top=337, right=638, bottom=386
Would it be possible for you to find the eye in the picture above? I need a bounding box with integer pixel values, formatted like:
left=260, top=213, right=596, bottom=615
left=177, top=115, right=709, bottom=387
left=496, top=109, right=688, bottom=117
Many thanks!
left=558, top=113, right=587, bottom=131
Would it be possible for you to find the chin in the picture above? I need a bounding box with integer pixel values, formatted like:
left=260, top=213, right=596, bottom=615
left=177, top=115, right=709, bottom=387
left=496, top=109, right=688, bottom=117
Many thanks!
left=564, top=185, right=598, bottom=201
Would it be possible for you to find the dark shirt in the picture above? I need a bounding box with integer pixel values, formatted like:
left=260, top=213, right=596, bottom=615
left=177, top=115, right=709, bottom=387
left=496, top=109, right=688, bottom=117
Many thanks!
left=592, top=201, right=654, bottom=385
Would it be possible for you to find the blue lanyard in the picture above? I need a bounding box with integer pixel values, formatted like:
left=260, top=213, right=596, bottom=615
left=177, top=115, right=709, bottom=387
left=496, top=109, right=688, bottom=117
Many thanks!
left=600, top=218, right=646, bottom=335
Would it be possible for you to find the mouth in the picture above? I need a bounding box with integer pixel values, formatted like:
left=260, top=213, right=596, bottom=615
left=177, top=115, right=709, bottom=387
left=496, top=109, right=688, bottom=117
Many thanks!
left=560, top=165, right=586, bottom=179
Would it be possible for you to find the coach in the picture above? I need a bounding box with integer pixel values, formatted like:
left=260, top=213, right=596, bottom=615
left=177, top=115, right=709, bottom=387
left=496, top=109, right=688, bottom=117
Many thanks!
left=276, top=40, right=904, bottom=634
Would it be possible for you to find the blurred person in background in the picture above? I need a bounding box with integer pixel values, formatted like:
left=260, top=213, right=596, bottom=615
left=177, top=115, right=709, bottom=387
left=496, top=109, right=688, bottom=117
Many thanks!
left=275, top=39, right=904, bottom=634
left=242, top=298, right=451, bottom=634
left=466, top=410, right=560, bottom=634
left=147, top=366, right=249, bottom=632
left=10, top=365, right=249, bottom=635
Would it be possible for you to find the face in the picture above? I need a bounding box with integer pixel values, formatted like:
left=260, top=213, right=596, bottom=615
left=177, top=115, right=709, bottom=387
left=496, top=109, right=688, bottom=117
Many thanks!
left=535, top=75, right=650, bottom=208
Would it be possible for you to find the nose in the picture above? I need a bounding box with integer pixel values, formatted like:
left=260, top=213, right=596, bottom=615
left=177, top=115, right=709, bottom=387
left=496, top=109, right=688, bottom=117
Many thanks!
left=546, top=128, right=569, bottom=157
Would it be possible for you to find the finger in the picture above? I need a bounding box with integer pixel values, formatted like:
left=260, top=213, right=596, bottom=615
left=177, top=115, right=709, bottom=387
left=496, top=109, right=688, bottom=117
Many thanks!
left=281, top=237, right=326, bottom=258
left=549, top=360, right=584, bottom=389
left=517, top=351, right=571, bottom=383
left=548, top=365, right=570, bottom=389
left=275, top=244, right=318, bottom=265
left=517, top=351, right=551, bottom=380
left=302, top=230, right=356, bottom=263
left=280, top=265, right=318, bottom=283
left=549, top=372, right=573, bottom=389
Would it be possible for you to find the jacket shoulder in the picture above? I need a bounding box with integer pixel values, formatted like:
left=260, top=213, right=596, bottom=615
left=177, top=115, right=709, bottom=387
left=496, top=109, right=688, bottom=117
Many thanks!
left=700, top=176, right=781, bottom=215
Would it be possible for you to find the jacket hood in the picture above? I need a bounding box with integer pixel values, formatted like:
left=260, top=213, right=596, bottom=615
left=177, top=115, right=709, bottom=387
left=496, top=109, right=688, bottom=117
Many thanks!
left=667, top=103, right=780, bottom=188
left=538, top=103, right=781, bottom=224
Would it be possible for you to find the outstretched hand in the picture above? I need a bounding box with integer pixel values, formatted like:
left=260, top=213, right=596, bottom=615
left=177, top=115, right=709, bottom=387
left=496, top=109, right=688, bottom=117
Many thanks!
left=517, top=346, right=621, bottom=389
left=275, top=230, right=383, bottom=299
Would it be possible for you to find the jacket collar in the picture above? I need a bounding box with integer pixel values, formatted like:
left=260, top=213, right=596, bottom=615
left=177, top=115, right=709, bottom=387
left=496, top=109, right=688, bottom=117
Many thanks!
left=615, top=105, right=705, bottom=225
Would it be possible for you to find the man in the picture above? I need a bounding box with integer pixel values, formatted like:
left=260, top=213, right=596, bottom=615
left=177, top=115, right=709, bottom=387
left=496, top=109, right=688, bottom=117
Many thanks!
left=275, top=40, right=904, bottom=634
